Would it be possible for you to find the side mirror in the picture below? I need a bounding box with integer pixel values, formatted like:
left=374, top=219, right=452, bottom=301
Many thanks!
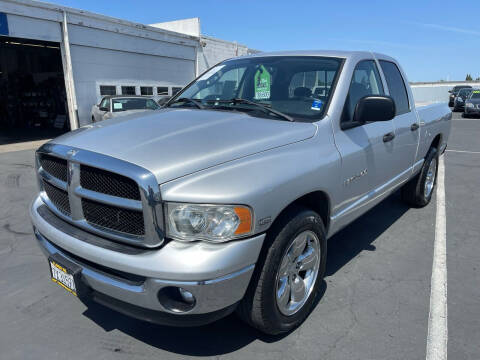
left=448, top=90, right=452, bottom=93
left=354, top=96, right=396, bottom=124
left=99, top=106, right=109, bottom=112
left=158, top=96, right=171, bottom=107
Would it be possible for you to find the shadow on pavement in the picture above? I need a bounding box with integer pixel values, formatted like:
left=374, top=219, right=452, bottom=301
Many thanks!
left=82, top=191, right=409, bottom=356
left=326, top=190, right=409, bottom=276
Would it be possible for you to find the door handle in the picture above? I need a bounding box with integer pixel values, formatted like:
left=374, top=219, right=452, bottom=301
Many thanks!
left=383, top=132, right=395, bottom=143
left=411, top=123, right=419, bottom=131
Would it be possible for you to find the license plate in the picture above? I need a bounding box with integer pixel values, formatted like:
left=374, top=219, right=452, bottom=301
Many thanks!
left=48, top=254, right=82, bottom=297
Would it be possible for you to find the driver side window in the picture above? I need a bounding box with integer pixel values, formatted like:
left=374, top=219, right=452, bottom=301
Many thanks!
left=342, top=60, right=384, bottom=124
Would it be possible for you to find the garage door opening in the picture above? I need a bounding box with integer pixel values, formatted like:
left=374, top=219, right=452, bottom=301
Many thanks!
left=0, top=36, right=69, bottom=145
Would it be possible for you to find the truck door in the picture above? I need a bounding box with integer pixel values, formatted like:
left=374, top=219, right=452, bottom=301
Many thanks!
left=331, top=60, right=396, bottom=229
left=378, top=60, right=419, bottom=182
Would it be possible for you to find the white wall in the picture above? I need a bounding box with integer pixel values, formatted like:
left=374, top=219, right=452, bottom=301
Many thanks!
left=150, top=18, right=200, bottom=37
left=71, top=45, right=195, bottom=125
left=197, top=36, right=256, bottom=74
left=66, top=22, right=196, bottom=125
left=411, top=82, right=480, bottom=104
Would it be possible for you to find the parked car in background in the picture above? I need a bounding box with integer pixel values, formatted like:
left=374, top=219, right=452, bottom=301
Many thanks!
left=449, top=85, right=472, bottom=107
left=31, top=51, right=451, bottom=335
left=453, top=88, right=474, bottom=112
left=463, top=89, right=480, bottom=118
left=91, top=95, right=159, bottom=122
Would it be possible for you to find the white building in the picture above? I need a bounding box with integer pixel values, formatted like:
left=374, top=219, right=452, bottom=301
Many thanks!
left=0, top=0, right=257, bottom=142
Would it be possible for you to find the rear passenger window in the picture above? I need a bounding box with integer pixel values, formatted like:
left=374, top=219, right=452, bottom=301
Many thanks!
left=342, top=60, right=384, bottom=124
left=379, top=61, right=409, bottom=115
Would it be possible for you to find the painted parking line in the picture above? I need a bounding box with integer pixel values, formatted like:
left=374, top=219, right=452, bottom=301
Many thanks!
left=426, top=155, right=448, bottom=360
left=446, top=149, right=480, bottom=154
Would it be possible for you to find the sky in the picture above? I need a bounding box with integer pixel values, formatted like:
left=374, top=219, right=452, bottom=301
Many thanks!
left=52, top=0, right=480, bottom=82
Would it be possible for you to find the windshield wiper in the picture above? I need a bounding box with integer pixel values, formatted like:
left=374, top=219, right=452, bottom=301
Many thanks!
left=168, top=97, right=205, bottom=109
left=205, top=98, right=294, bottom=122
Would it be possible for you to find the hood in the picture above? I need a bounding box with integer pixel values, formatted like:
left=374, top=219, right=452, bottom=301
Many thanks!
left=53, top=108, right=316, bottom=184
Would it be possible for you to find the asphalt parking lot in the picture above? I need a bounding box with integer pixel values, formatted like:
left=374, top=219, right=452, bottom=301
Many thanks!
left=0, top=111, right=478, bottom=360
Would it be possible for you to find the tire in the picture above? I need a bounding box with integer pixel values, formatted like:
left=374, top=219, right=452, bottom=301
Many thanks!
left=236, top=205, right=327, bottom=335
left=401, top=147, right=439, bottom=207
left=462, top=112, right=468, bottom=118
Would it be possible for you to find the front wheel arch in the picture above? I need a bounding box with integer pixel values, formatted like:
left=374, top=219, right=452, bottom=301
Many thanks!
left=268, top=191, right=331, bottom=238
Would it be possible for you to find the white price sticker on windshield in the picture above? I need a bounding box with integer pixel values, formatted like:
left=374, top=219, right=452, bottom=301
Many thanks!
left=113, top=103, right=123, bottom=110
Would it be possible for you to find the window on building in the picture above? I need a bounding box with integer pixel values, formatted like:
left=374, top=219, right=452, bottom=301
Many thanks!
left=140, top=86, right=153, bottom=96
left=121, top=86, right=136, bottom=95
left=100, top=85, right=116, bottom=96
left=157, top=86, right=169, bottom=96
left=172, top=87, right=182, bottom=96
left=379, top=60, right=410, bottom=115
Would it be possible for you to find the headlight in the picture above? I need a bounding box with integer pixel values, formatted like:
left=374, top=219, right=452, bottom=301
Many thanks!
left=166, top=203, right=253, bottom=242
left=466, top=102, right=474, bottom=108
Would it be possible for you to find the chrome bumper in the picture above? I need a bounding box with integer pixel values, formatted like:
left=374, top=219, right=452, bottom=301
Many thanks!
left=31, top=196, right=264, bottom=316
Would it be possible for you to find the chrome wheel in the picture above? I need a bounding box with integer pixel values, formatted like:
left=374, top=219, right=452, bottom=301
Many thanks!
left=424, top=158, right=437, bottom=198
left=275, top=230, right=321, bottom=316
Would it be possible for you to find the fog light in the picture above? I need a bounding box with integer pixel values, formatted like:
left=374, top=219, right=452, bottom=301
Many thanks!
left=179, top=288, right=195, bottom=305
left=157, top=286, right=196, bottom=313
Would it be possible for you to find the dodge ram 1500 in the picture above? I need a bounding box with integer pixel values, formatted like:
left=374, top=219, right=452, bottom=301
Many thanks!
left=30, top=51, right=451, bottom=334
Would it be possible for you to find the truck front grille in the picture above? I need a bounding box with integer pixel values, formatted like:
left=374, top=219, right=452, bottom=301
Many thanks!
left=80, top=165, right=141, bottom=200
left=39, top=154, right=68, bottom=182
left=36, top=146, right=164, bottom=248
left=42, top=180, right=71, bottom=216
left=82, top=198, right=145, bottom=236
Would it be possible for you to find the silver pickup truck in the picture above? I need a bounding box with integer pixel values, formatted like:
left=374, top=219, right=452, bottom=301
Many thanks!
left=30, top=51, right=451, bottom=335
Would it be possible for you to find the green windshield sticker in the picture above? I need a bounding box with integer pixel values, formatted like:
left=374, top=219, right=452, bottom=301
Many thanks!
left=472, top=90, right=480, bottom=93
left=254, top=65, right=271, bottom=100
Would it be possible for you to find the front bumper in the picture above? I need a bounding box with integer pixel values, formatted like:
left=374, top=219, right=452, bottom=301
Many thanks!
left=30, top=196, right=264, bottom=325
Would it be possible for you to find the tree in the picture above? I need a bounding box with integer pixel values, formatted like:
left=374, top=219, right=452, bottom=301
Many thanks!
left=466, top=74, right=473, bottom=81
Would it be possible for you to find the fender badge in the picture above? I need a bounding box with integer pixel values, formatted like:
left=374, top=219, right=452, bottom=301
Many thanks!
left=258, top=217, right=271, bottom=226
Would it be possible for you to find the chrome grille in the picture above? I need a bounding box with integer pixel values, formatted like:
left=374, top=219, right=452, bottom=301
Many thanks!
left=39, top=154, right=68, bottom=182
left=82, top=198, right=145, bottom=236
left=80, top=164, right=140, bottom=200
left=42, top=180, right=70, bottom=215
left=36, top=144, right=164, bottom=248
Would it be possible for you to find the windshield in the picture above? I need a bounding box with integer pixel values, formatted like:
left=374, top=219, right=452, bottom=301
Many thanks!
left=112, top=98, right=159, bottom=112
left=470, top=91, right=480, bottom=99
left=458, top=89, right=471, bottom=97
left=168, top=56, right=343, bottom=121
